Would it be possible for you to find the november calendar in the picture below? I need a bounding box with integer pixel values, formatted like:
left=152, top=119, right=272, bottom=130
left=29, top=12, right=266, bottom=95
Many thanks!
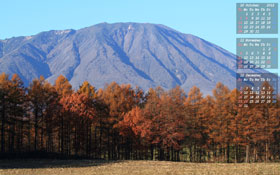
left=236, top=38, right=278, bottom=69
left=237, top=3, right=278, bottom=34
left=236, top=73, right=278, bottom=107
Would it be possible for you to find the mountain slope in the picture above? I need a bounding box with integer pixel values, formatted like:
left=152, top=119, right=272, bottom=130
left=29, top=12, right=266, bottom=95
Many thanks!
left=0, top=22, right=261, bottom=94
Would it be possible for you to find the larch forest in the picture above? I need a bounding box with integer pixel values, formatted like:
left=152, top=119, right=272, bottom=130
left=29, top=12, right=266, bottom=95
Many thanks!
left=0, top=72, right=279, bottom=163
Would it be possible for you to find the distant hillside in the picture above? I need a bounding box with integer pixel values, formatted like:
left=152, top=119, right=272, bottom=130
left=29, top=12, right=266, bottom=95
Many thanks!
left=0, top=22, right=266, bottom=94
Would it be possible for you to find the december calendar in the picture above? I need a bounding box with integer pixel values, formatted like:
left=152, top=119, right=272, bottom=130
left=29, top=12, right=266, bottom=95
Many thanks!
left=237, top=73, right=278, bottom=108
left=237, top=3, right=278, bottom=34
left=236, top=38, right=278, bottom=69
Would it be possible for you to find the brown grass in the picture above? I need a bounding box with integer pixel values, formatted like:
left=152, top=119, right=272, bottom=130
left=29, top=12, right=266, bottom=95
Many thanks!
left=0, top=160, right=280, bottom=175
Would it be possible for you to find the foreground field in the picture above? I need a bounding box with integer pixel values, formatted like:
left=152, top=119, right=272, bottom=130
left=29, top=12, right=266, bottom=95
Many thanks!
left=0, top=160, right=280, bottom=175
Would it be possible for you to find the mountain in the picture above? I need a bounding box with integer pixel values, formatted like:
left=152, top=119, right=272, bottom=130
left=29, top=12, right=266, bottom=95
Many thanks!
left=0, top=22, right=264, bottom=94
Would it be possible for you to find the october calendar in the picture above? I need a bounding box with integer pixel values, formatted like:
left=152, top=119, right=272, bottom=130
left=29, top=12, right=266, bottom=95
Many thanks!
left=237, top=3, right=278, bottom=34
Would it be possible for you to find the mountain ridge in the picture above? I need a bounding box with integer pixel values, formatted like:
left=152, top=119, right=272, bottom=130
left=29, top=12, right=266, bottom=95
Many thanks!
left=0, top=22, right=266, bottom=94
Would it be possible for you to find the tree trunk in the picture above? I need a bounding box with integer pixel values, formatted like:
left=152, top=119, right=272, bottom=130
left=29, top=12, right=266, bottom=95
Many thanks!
left=265, top=141, right=269, bottom=162
left=171, top=146, right=174, bottom=161
left=246, top=144, right=250, bottom=163
left=34, top=107, right=38, bottom=151
left=40, top=124, right=44, bottom=150
left=189, top=145, right=193, bottom=162
left=88, top=124, right=92, bottom=158
left=253, top=145, right=257, bottom=162
left=10, top=122, right=15, bottom=152
left=150, top=145, right=154, bottom=160
left=235, top=144, right=238, bottom=163
left=60, top=116, right=64, bottom=154
left=1, top=101, right=6, bottom=153
left=99, top=127, right=102, bottom=159
left=227, top=142, right=230, bottom=163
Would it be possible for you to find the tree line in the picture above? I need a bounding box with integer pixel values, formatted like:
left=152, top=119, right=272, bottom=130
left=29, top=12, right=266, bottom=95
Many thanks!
left=0, top=72, right=279, bottom=163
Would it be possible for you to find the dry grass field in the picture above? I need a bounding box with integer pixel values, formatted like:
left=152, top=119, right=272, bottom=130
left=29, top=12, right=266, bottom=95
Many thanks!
left=0, top=159, right=280, bottom=175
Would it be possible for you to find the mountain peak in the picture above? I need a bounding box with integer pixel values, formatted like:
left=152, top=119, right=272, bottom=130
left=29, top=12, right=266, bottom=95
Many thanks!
left=0, top=22, right=260, bottom=94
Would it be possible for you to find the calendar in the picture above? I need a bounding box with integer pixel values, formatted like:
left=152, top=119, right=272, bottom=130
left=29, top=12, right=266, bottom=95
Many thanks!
left=236, top=38, right=278, bottom=69
left=237, top=73, right=278, bottom=108
left=237, top=3, right=278, bottom=34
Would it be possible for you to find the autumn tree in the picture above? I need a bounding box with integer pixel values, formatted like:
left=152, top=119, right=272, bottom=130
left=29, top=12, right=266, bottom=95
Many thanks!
left=117, top=106, right=145, bottom=159
left=0, top=73, right=26, bottom=153
left=0, top=73, right=10, bottom=153
left=78, top=81, right=97, bottom=98
left=253, top=81, right=279, bottom=162
left=53, top=75, right=72, bottom=155
left=208, top=82, right=234, bottom=163
left=140, top=87, right=162, bottom=160
left=228, top=88, right=244, bottom=163
left=60, top=92, right=96, bottom=156
left=54, top=75, right=72, bottom=96
left=42, top=82, right=59, bottom=153
left=158, top=87, right=186, bottom=161
left=129, top=86, right=186, bottom=161
left=98, top=82, right=144, bottom=159
left=184, top=86, right=205, bottom=162
left=200, top=95, right=214, bottom=161
left=27, top=76, right=59, bottom=152
left=6, top=74, right=26, bottom=152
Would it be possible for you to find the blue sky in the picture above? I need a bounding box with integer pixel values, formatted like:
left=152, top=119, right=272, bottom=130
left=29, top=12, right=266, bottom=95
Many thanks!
left=0, top=0, right=279, bottom=73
